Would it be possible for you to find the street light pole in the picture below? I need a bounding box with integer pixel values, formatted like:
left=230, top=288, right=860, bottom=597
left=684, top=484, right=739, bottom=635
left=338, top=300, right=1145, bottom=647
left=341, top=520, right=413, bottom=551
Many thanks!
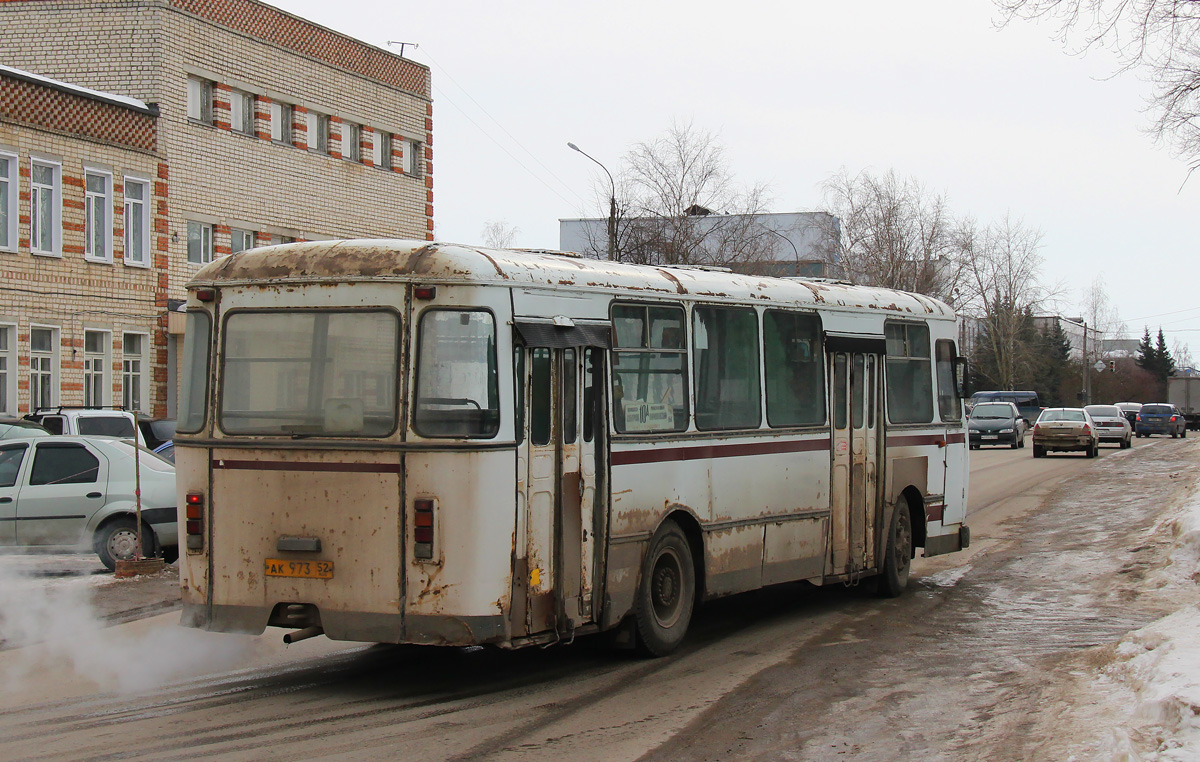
left=567, top=142, right=616, bottom=260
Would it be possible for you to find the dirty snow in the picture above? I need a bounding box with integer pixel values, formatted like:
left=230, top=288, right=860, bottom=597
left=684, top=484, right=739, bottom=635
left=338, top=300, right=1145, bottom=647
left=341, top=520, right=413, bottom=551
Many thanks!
left=1095, top=483, right=1200, bottom=762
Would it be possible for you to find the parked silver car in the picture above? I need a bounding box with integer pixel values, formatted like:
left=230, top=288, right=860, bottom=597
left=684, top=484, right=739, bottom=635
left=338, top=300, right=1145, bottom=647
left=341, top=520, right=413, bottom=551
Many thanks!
left=1032, top=408, right=1100, bottom=458
left=1084, top=404, right=1133, bottom=449
left=0, top=436, right=177, bottom=569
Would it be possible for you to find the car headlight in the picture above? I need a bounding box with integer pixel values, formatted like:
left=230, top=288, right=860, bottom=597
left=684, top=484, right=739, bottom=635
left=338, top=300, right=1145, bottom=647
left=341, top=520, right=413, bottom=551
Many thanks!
left=1000, top=428, right=1014, bottom=434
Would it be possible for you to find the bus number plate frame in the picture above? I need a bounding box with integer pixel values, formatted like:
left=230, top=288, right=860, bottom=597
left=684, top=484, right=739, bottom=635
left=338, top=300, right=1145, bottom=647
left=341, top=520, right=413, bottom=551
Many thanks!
left=265, top=558, right=334, bottom=579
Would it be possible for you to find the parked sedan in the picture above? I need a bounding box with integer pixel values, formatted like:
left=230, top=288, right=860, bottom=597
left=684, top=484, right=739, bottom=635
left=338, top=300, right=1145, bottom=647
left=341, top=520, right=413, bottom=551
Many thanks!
left=968, top=402, right=1027, bottom=449
left=1135, top=403, right=1188, bottom=438
left=0, top=436, right=178, bottom=569
left=1084, top=404, right=1133, bottom=448
left=1032, top=408, right=1100, bottom=458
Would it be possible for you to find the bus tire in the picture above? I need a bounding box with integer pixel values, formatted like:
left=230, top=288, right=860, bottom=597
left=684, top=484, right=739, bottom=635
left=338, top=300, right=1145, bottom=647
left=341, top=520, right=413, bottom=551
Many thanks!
left=634, top=520, right=695, bottom=657
left=95, top=517, right=150, bottom=571
left=877, top=498, right=913, bottom=598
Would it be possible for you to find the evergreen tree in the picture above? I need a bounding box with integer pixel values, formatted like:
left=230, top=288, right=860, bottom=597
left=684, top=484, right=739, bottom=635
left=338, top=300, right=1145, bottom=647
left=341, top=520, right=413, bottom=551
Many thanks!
left=1136, top=327, right=1154, bottom=372
left=1031, top=320, right=1073, bottom=406
left=1154, top=329, right=1175, bottom=381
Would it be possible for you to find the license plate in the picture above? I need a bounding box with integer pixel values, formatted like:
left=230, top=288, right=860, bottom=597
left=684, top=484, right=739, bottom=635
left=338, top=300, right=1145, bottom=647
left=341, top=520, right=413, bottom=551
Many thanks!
left=982, top=435, right=998, bottom=439
left=265, top=558, right=334, bottom=579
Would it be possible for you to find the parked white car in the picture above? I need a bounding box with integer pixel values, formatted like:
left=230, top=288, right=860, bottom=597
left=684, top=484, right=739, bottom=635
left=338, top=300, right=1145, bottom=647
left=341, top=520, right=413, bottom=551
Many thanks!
left=24, top=407, right=147, bottom=447
left=0, top=436, right=177, bottom=569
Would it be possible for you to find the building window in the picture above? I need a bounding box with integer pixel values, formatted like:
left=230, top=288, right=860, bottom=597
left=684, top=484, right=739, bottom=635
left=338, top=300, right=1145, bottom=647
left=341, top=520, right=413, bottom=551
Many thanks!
left=375, top=132, right=392, bottom=170
left=270, top=102, right=293, bottom=143
left=122, top=333, right=147, bottom=413
left=230, top=89, right=254, bottom=134
left=84, top=170, right=113, bottom=262
left=0, top=325, right=14, bottom=415
left=187, top=221, right=213, bottom=265
left=401, top=140, right=422, bottom=176
left=0, top=151, right=15, bottom=251
left=187, top=77, right=213, bottom=124
left=268, top=234, right=295, bottom=246
left=231, top=228, right=255, bottom=254
left=123, top=178, right=149, bottom=266
left=29, top=327, right=57, bottom=411
left=343, top=122, right=361, bottom=161
left=30, top=159, right=61, bottom=255
left=308, top=111, right=330, bottom=154
left=83, top=330, right=110, bottom=408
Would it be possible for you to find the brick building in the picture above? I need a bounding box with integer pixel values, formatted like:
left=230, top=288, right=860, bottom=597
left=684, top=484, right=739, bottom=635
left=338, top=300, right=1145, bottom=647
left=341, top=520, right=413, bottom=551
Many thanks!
left=0, top=0, right=432, bottom=418
left=1, top=65, right=166, bottom=418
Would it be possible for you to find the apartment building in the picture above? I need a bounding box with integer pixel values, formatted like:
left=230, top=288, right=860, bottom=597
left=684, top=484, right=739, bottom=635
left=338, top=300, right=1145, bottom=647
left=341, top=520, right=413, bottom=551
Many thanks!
left=0, top=0, right=432, bottom=417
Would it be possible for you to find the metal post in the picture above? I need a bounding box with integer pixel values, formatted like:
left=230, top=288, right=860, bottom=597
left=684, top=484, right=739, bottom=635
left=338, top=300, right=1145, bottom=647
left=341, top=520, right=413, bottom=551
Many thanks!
left=567, top=142, right=616, bottom=260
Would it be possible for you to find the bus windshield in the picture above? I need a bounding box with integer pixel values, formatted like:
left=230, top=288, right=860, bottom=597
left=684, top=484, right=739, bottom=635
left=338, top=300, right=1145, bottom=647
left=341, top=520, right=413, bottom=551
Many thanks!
left=220, top=310, right=398, bottom=436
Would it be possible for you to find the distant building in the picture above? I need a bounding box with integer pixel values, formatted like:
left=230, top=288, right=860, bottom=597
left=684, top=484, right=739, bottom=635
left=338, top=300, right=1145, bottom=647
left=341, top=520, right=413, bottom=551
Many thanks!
left=559, top=210, right=841, bottom=278
left=1033, top=316, right=1138, bottom=361
left=0, top=0, right=433, bottom=417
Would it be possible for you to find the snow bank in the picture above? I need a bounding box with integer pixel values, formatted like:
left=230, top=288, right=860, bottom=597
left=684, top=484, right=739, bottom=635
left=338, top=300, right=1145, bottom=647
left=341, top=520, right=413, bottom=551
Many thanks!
left=1101, top=488, right=1200, bottom=762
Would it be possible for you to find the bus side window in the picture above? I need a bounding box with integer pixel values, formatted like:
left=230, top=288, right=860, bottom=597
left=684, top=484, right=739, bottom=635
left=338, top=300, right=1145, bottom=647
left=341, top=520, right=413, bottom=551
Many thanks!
left=935, top=339, right=961, bottom=421
left=884, top=322, right=933, bottom=424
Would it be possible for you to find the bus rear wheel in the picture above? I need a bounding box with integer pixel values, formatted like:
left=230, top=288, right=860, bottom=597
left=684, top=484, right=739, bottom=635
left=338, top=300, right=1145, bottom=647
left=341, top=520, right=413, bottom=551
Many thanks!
left=877, top=498, right=912, bottom=598
left=634, top=520, right=695, bottom=657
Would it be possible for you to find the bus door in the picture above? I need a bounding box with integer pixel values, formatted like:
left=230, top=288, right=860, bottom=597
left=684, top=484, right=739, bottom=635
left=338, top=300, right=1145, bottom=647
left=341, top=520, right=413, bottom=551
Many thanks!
left=516, top=336, right=606, bottom=640
left=828, top=350, right=883, bottom=577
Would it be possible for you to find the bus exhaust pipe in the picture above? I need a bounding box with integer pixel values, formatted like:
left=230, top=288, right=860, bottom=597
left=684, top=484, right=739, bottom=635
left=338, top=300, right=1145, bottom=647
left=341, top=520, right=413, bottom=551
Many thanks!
left=283, top=626, right=324, bottom=644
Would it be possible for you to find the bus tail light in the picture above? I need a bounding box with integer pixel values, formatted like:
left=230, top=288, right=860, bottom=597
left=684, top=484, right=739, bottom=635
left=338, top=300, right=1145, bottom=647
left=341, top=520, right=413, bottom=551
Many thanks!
left=185, top=492, right=205, bottom=550
left=414, top=499, right=435, bottom=560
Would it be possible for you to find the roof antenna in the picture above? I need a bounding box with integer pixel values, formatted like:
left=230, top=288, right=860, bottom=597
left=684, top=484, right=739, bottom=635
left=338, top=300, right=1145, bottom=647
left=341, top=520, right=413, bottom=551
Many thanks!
left=387, top=41, right=419, bottom=58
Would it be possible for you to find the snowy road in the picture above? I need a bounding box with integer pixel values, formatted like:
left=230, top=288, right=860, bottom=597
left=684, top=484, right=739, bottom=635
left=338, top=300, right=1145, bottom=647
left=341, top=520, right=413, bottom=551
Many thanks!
left=0, top=437, right=1197, bottom=761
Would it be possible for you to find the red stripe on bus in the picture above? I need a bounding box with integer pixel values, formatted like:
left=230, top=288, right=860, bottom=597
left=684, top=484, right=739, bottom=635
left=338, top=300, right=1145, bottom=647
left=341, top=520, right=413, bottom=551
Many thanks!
left=211, top=460, right=403, bottom=474
left=887, top=432, right=966, bottom=447
left=612, top=438, right=831, bottom=466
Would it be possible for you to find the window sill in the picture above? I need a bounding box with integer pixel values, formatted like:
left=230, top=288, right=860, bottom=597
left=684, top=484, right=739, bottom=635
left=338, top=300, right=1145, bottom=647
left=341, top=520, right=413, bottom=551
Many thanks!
left=84, top=255, right=114, bottom=265
left=123, top=258, right=151, bottom=269
left=31, top=249, right=62, bottom=258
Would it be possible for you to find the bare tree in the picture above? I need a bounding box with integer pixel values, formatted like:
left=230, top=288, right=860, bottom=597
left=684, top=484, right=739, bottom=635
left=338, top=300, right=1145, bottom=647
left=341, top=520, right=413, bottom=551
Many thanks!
left=1173, top=338, right=1195, bottom=369
left=821, top=168, right=972, bottom=302
left=996, top=0, right=1200, bottom=171
left=1079, top=275, right=1126, bottom=352
left=966, top=215, right=1051, bottom=389
left=480, top=219, right=519, bottom=249
left=579, top=119, right=780, bottom=269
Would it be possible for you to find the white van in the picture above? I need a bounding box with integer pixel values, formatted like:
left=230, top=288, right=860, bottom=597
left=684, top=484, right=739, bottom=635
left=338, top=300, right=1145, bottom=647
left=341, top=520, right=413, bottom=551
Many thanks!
left=25, top=408, right=147, bottom=447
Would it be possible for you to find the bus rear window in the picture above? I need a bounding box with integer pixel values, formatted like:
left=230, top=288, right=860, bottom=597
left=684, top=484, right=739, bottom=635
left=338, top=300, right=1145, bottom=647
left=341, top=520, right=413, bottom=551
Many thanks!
left=220, top=310, right=398, bottom=436
left=414, top=310, right=500, bottom=438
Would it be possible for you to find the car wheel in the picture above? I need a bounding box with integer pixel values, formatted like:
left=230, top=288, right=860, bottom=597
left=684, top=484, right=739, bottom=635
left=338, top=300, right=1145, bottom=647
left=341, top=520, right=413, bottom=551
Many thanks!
left=161, top=546, right=180, bottom=564
left=1183, top=428, right=1188, bottom=439
left=95, top=518, right=150, bottom=571
left=877, top=495, right=913, bottom=598
left=1122, top=436, right=1131, bottom=449
left=1033, top=444, right=1044, bottom=458
left=1010, top=437, right=1020, bottom=450
left=634, top=520, right=695, bottom=657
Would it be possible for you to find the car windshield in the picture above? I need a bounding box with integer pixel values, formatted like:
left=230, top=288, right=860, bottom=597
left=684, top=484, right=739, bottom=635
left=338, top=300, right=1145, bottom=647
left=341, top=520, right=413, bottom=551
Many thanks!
left=970, top=403, right=1013, bottom=420
left=1085, top=406, right=1120, bottom=418
left=1141, top=405, right=1172, bottom=414
left=1039, top=409, right=1085, bottom=422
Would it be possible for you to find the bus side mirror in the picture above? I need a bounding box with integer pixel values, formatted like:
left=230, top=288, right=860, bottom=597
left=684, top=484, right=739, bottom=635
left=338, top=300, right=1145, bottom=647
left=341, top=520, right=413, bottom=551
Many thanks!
left=956, top=358, right=972, bottom=398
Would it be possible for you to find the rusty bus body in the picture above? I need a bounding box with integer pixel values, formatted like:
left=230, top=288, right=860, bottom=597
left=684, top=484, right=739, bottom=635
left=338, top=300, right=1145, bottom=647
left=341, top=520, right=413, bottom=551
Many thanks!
left=176, top=240, right=969, bottom=654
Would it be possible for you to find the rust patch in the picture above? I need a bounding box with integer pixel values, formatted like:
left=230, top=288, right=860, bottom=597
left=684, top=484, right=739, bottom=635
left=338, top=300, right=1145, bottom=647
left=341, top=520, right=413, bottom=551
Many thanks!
left=655, top=268, right=688, bottom=294
left=469, top=248, right=508, bottom=278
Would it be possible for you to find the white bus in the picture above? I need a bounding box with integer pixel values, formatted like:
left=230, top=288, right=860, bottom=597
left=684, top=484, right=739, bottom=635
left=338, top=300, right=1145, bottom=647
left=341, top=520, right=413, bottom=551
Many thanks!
left=176, top=240, right=969, bottom=655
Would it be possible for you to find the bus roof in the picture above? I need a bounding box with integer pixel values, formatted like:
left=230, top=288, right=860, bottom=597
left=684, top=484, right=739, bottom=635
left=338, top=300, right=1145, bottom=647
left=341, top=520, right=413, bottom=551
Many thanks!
left=188, top=239, right=955, bottom=319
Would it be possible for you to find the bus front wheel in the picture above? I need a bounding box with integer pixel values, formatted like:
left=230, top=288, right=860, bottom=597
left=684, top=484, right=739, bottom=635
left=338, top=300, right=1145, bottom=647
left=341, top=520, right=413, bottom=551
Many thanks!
left=634, top=520, right=695, bottom=657
left=877, top=498, right=913, bottom=598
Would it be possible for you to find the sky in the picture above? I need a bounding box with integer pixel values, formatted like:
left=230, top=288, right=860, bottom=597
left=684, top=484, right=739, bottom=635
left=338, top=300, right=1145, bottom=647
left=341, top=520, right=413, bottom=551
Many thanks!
left=272, top=0, right=1198, bottom=358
